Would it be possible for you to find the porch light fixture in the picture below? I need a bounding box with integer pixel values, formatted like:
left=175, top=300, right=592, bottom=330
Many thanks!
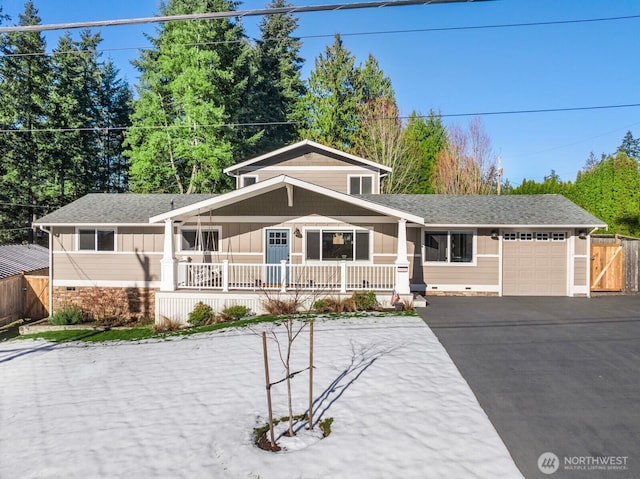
left=294, top=228, right=302, bottom=238
left=578, top=230, right=587, bottom=239
left=490, top=230, right=499, bottom=240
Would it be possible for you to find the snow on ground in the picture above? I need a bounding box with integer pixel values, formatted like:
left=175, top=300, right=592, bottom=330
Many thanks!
left=0, top=315, right=523, bottom=479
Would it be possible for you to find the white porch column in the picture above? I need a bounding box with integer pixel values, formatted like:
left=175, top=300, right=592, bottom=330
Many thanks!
left=160, top=219, right=178, bottom=292
left=394, top=218, right=411, bottom=294
left=340, top=260, right=347, bottom=294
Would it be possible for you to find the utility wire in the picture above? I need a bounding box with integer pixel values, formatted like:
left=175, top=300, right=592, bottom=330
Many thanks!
left=0, top=102, right=639, bottom=134
left=0, top=0, right=487, bottom=34
left=2, top=14, right=639, bottom=59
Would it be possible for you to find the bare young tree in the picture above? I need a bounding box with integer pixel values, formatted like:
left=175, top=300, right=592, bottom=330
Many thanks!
left=431, top=117, right=498, bottom=194
left=355, top=97, right=419, bottom=193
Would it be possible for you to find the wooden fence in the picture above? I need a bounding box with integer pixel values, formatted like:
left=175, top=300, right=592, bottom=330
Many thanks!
left=591, top=235, right=640, bottom=293
left=0, top=272, right=49, bottom=327
left=0, top=275, right=24, bottom=327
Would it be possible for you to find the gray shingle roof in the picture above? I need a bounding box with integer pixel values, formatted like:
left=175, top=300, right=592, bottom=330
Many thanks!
left=0, top=244, right=49, bottom=279
left=34, top=193, right=217, bottom=225
left=358, top=194, right=606, bottom=226
left=34, top=192, right=605, bottom=228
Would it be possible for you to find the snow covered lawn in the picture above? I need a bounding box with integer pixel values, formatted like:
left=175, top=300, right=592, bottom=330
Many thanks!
left=0, top=315, right=523, bottom=478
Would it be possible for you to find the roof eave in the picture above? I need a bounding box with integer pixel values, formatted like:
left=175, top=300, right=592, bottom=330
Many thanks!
left=150, top=175, right=424, bottom=225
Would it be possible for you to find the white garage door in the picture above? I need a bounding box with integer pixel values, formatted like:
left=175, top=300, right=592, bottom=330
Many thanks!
left=502, top=231, right=567, bottom=296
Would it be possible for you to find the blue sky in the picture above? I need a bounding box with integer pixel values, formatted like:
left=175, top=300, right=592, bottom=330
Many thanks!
left=2, top=0, right=639, bottom=185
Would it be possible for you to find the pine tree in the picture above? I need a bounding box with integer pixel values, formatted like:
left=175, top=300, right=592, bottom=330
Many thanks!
left=0, top=2, right=50, bottom=244
left=125, top=0, right=256, bottom=194
left=252, top=0, right=305, bottom=154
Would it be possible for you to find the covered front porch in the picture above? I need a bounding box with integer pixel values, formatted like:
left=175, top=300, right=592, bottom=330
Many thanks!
left=151, top=176, right=423, bottom=322
left=156, top=257, right=412, bottom=322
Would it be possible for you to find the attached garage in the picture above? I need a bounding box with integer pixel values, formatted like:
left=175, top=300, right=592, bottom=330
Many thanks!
left=502, top=231, right=568, bottom=296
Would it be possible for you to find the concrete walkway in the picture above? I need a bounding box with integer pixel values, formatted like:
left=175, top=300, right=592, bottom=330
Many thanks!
left=418, top=295, right=640, bottom=479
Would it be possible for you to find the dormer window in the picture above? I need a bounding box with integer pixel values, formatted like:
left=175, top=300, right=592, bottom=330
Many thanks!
left=241, top=176, right=257, bottom=188
left=349, top=175, right=373, bottom=195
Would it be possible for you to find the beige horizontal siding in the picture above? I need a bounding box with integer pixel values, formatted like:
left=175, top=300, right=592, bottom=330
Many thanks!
left=478, top=229, right=499, bottom=254
left=53, top=252, right=161, bottom=282
left=574, top=257, right=587, bottom=285
left=574, top=233, right=588, bottom=255
left=423, top=257, right=499, bottom=285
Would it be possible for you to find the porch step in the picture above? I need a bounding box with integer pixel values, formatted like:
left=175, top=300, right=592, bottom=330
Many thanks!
left=412, top=294, right=428, bottom=308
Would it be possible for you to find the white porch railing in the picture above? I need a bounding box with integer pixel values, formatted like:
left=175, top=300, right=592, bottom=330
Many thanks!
left=177, top=260, right=396, bottom=292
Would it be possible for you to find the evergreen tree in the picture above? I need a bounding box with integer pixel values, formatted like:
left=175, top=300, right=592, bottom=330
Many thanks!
left=0, top=2, right=50, bottom=244
left=568, top=152, right=640, bottom=236
left=509, top=170, right=570, bottom=195
left=252, top=0, right=305, bottom=154
left=356, top=54, right=394, bottom=104
left=94, top=60, right=132, bottom=193
left=125, top=0, right=255, bottom=194
left=617, top=130, right=639, bottom=160
left=299, top=34, right=360, bottom=150
left=401, top=111, right=447, bottom=193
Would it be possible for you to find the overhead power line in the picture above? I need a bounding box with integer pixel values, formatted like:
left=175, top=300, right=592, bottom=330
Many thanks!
left=3, top=13, right=639, bottom=59
left=0, top=102, right=639, bottom=134
left=0, top=0, right=488, bottom=34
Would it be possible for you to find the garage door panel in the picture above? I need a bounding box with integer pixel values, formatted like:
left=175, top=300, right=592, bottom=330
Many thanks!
left=503, top=235, right=567, bottom=296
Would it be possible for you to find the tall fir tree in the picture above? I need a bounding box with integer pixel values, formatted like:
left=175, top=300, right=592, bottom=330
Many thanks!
left=125, top=0, right=256, bottom=194
left=252, top=0, right=305, bottom=154
left=0, top=1, right=50, bottom=244
left=299, top=34, right=360, bottom=150
left=401, top=111, right=447, bottom=193
left=94, top=60, right=133, bottom=193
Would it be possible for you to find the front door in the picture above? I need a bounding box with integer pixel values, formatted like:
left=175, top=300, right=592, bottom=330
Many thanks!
left=266, top=229, right=290, bottom=285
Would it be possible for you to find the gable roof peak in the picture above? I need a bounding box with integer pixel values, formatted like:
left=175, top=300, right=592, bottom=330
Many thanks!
left=223, top=139, right=392, bottom=175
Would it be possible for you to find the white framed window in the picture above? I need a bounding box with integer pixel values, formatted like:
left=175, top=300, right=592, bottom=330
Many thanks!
left=241, top=175, right=257, bottom=187
left=536, top=232, right=549, bottom=241
left=179, top=227, right=220, bottom=252
left=77, top=228, right=116, bottom=252
left=519, top=232, right=533, bottom=241
left=424, top=230, right=475, bottom=264
left=348, top=175, right=374, bottom=195
left=503, top=233, right=517, bottom=241
left=305, top=227, right=371, bottom=262
left=552, top=232, right=566, bottom=241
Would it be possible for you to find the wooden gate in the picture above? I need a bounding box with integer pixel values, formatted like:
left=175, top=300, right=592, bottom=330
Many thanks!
left=23, top=275, right=49, bottom=319
left=590, top=243, right=623, bottom=291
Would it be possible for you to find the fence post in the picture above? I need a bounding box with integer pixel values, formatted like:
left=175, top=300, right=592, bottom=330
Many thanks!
left=280, top=259, right=287, bottom=293
left=222, top=260, right=229, bottom=292
left=340, top=260, right=347, bottom=293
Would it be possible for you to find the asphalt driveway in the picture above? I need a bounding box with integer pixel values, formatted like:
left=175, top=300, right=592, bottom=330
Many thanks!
left=417, top=295, right=640, bottom=479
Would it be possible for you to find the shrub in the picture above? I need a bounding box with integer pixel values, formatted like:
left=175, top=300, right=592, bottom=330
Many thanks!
left=262, top=298, right=299, bottom=316
left=352, top=291, right=378, bottom=311
left=49, top=304, right=83, bottom=325
left=153, top=316, right=184, bottom=333
left=319, top=417, right=334, bottom=437
left=187, top=302, right=216, bottom=327
left=220, top=305, right=250, bottom=322
left=312, top=298, right=332, bottom=313
left=314, top=297, right=357, bottom=313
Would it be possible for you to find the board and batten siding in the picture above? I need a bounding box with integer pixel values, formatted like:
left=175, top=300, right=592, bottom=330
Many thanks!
left=241, top=168, right=379, bottom=194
